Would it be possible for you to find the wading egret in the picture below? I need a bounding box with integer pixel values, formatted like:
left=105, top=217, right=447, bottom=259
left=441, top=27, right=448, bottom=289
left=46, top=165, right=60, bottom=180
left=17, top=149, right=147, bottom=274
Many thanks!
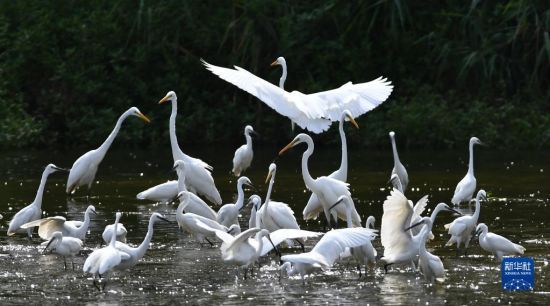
left=280, top=228, right=377, bottom=283
left=102, top=221, right=128, bottom=244
left=66, top=107, right=150, bottom=195
left=389, top=131, right=408, bottom=193
left=232, top=125, right=257, bottom=176
left=203, top=59, right=393, bottom=134
left=114, top=213, right=170, bottom=270
left=279, top=133, right=361, bottom=228
left=42, top=231, right=83, bottom=270
left=451, top=137, right=484, bottom=205
left=136, top=180, right=178, bottom=203
left=475, top=223, right=525, bottom=261
left=21, top=205, right=97, bottom=240
left=407, top=217, right=445, bottom=282
left=303, top=110, right=359, bottom=220
left=158, top=91, right=222, bottom=204
left=176, top=207, right=239, bottom=246
left=247, top=195, right=262, bottom=229
left=173, top=160, right=218, bottom=220
left=445, top=189, right=487, bottom=255
left=8, top=164, right=68, bottom=238
left=258, top=228, right=322, bottom=256
left=217, top=177, right=252, bottom=228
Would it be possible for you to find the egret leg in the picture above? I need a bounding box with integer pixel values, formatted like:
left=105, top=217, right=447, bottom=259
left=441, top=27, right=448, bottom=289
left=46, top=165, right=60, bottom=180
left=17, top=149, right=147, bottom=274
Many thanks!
left=384, top=263, right=393, bottom=274
left=244, top=269, right=248, bottom=280
left=71, top=258, right=75, bottom=271
left=63, top=258, right=67, bottom=270
left=410, top=260, right=416, bottom=271
left=205, top=237, right=214, bottom=247
left=93, top=279, right=101, bottom=292
left=295, top=239, right=305, bottom=252
left=27, top=229, right=33, bottom=240
left=357, top=265, right=362, bottom=278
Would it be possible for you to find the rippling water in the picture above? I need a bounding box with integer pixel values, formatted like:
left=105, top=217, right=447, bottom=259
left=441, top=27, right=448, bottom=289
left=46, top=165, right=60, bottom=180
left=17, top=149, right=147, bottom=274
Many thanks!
left=0, top=146, right=548, bottom=304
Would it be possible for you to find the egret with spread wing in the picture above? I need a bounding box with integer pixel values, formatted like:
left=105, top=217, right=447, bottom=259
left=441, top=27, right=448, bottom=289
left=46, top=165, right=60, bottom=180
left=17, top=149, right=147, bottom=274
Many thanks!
left=21, top=205, right=96, bottom=240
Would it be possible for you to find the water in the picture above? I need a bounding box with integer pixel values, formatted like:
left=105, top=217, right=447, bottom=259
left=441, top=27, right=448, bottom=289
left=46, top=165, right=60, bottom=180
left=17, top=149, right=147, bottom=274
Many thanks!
left=0, top=146, right=548, bottom=304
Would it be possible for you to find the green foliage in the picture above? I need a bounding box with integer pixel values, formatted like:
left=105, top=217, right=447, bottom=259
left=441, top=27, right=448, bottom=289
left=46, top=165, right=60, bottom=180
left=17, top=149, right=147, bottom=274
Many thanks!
left=0, top=0, right=547, bottom=149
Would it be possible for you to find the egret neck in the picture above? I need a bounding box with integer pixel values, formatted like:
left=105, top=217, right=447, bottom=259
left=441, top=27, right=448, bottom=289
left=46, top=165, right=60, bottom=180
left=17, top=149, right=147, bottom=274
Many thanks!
left=168, top=97, right=186, bottom=162
left=33, top=168, right=54, bottom=209
left=468, top=139, right=476, bottom=176
left=336, top=112, right=349, bottom=181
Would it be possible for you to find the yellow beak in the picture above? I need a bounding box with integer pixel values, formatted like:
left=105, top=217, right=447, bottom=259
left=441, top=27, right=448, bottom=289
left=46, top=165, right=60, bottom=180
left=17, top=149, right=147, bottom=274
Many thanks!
left=137, top=111, right=151, bottom=123
left=279, top=139, right=298, bottom=155
left=158, top=95, right=170, bottom=104
left=265, top=170, right=273, bottom=184
left=270, top=60, right=279, bottom=67
left=347, top=115, right=359, bottom=129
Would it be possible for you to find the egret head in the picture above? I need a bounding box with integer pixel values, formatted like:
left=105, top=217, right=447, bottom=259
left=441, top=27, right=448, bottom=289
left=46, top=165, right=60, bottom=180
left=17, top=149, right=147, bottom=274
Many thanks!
left=405, top=216, right=432, bottom=232
left=46, top=164, right=69, bottom=174
left=86, top=205, right=97, bottom=216
left=329, top=195, right=351, bottom=212
left=475, top=223, right=489, bottom=237
left=238, top=176, right=253, bottom=189
left=43, top=231, right=63, bottom=253
left=270, top=57, right=286, bottom=67
left=435, top=203, right=462, bottom=216
left=159, top=91, right=177, bottom=104
left=365, top=216, right=376, bottom=229
left=173, top=160, right=185, bottom=171
left=279, top=133, right=312, bottom=155
left=128, top=107, right=151, bottom=123
left=151, top=212, right=170, bottom=224
left=476, top=189, right=487, bottom=202
left=265, top=163, right=277, bottom=184
left=227, top=224, right=241, bottom=235
left=389, top=131, right=395, bottom=138
left=247, top=195, right=262, bottom=210
left=341, top=110, right=359, bottom=129
left=470, top=137, right=484, bottom=146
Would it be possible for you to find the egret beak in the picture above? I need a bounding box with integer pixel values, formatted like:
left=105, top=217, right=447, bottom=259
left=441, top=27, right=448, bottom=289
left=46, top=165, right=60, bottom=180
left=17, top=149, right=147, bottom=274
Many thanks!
left=329, top=198, right=345, bottom=211
left=279, top=139, right=299, bottom=155
left=136, top=111, right=151, bottom=123
left=227, top=227, right=235, bottom=234
left=158, top=216, right=170, bottom=223
left=171, top=165, right=178, bottom=172
left=251, top=130, right=260, bottom=137
left=404, top=219, right=426, bottom=232
left=346, top=114, right=359, bottom=129
left=474, top=228, right=482, bottom=237
left=91, top=209, right=98, bottom=216
left=270, top=60, right=279, bottom=67
left=43, top=238, right=56, bottom=254
left=267, top=235, right=281, bottom=258
left=170, top=193, right=183, bottom=204
left=52, top=166, right=70, bottom=172
left=158, top=95, right=171, bottom=104
left=265, top=170, right=273, bottom=184
left=446, top=207, right=462, bottom=215
left=481, top=194, right=488, bottom=202
left=478, top=141, right=486, bottom=146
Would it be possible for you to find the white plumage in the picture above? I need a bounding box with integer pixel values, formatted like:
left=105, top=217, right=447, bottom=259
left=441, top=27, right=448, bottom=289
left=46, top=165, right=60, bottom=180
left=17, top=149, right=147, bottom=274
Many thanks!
left=416, top=217, right=446, bottom=282
left=476, top=223, right=525, bottom=261
left=445, top=190, right=487, bottom=254
left=389, top=131, right=409, bottom=193
left=21, top=205, right=96, bottom=240
left=232, top=125, right=255, bottom=176
left=217, top=177, right=251, bottom=228
left=451, top=137, right=483, bottom=205
left=136, top=180, right=178, bottom=203
left=42, top=231, right=83, bottom=270
left=102, top=221, right=128, bottom=244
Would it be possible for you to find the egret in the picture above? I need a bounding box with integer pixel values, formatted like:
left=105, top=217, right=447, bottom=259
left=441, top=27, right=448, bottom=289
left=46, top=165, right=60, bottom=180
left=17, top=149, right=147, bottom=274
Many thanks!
left=217, top=176, right=252, bottom=228
left=279, top=133, right=361, bottom=228
left=42, top=231, right=83, bottom=270
left=158, top=91, right=222, bottom=204
left=280, top=228, right=377, bottom=283
left=258, top=163, right=303, bottom=248
left=203, top=59, right=393, bottom=134
left=136, top=180, right=178, bottom=203
left=475, top=223, right=525, bottom=261
left=389, top=131, right=408, bottom=193
left=451, top=137, right=484, bottom=205
left=114, top=213, right=170, bottom=270
left=303, top=110, right=359, bottom=220
left=407, top=217, right=445, bottom=282
left=329, top=195, right=378, bottom=277
left=83, top=212, right=130, bottom=291
left=7, top=164, right=68, bottom=238
left=21, top=205, right=97, bottom=240
left=445, top=189, right=487, bottom=256
left=232, top=125, right=257, bottom=176
left=173, top=160, right=218, bottom=220
left=66, top=107, right=150, bottom=195
left=102, top=221, right=128, bottom=244
left=176, top=206, right=239, bottom=246
left=411, top=202, right=462, bottom=240
left=247, top=195, right=262, bottom=229
left=270, top=57, right=294, bottom=131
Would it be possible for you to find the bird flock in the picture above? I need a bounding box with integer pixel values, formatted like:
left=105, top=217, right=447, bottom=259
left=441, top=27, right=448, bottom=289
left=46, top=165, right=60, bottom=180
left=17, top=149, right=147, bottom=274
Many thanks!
left=5, top=57, right=526, bottom=291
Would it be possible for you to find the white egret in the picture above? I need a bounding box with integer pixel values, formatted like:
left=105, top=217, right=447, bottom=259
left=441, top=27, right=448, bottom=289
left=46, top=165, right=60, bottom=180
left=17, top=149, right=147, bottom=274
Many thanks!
left=270, top=57, right=294, bottom=131
left=203, top=59, right=393, bottom=134
left=176, top=207, right=239, bottom=246
left=407, top=217, right=446, bottom=282
left=302, top=110, right=359, bottom=220
left=7, top=164, right=68, bottom=238
left=66, top=107, right=150, bottom=195
left=280, top=228, right=377, bottom=283
left=158, top=91, right=222, bottom=204
left=411, top=202, right=462, bottom=240
left=247, top=195, right=262, bottom=229
left=217, top=176, right=252, bottom=228
left=258, top=228, right=322, bottom=256
left=136, top=180, right=178, bottom=203
left=232, top=125, right=257, bottom=176
left=102, top=221, right=128, bottom=244
left=445, top=189, right=487, bottom=255
left=173, top=160, right=218, bottom=220
left=42, top=231, right=83, bottom=270
left=451, top=137, right=484, bottom=205
left=114, top=213, right=170, bottom=270
left=21, top=205, right=97, bottom=240
left=83, top=212, right=130, bottom=291
left=389, top=131, right=408, bottom=193
left=279, top=133, right=361, bottom=228
left=475, top=223, right=525, bottom=261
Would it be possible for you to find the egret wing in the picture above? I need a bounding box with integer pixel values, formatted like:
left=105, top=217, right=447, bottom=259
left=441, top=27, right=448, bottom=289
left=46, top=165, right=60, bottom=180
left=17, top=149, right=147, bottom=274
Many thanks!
left=220, top=228, right=261, bottom=253
left=260, top=229, right=322, bottom=256
left=381, top=189, right=414, bottom=257
left=310, top=228, right=377, bottom=266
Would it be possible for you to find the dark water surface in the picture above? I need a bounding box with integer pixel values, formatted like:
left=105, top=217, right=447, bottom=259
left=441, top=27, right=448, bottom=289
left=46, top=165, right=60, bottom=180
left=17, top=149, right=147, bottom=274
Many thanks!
left=0, top=146, right=548, bottom=305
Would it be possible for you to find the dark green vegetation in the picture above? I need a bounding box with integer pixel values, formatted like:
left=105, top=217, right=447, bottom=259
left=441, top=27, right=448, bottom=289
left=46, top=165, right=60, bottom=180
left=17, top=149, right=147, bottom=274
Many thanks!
left=0, top=1, right=548, bottom=149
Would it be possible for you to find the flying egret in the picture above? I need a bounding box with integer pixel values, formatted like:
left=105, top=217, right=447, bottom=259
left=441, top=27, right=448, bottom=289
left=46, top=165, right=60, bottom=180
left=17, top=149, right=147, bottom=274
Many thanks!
left=232, top=125, right=257, bottom=176
left=329, top=195, right=378, bottom=277
left=84, top=212, right=130, bottom=291
left=407, top=217, right=445, bottom=282
left=21, top=205, right=97, bottom=240
left=445, top=189, right=487, bottom=256
left=42, top=231, right=83, bottom=270
left=258, top=163, right=303, bottom=248
left=303, top=110, right=359, bottom=220
left=247, top=195, right=262, bottom=229
left=203, top=59, right=393, bottom=134
left=66, top=107, right=150, bottom=195
left=102, top=220, right=128, bottom=244
left=158, top=91, right=222, bottom=204
left=217, top=177, right=252, bottom=228
left=475, top=223, right=525, bottom=261
left=389, top=131, right=408, bottom=193
left=280, top=228, right=377, bottom=283
left=173, top=160, right=218, bottom=220
left=7, top=164, right=68, bottom=238
left=176, top=204, right=239, bottom=246
left=451, top=137, right=484, bottom=205
left=114, top=213, right=170, bottom=270
left=279, top=133, right=361, bottom=228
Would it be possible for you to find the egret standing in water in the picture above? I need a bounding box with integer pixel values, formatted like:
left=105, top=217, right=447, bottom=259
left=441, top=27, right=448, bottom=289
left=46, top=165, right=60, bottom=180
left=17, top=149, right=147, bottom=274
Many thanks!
left=203, top=59, right=392, bottom=133
left=232, top=125, right=257, bottom=176
left=173, top=160, right=218, bottom=220
left=247, top=195, right=262, bottom=229
left=475, top=223, right=525, bottom=261
left=217, top=177, right=252, bottom=228
left=66, top=107, right=150, bottom=195
left=158, top=91, right=222, bottom=204
left=451, top=137, right=484, bottom=205
left=102, top=220, right=128, bottom=244
left=389, top=131, right=408, bottom=193
left=445, top=189, right=487, bottom=256
left=407, top=217, right=445, bottom=282
left=21, top=205, right=97, bottom=240
left=42, top=231, right=83, bottom=270
left=8, top=164, right=68, bottom=238
left=303, top=110, right=359, bottom=220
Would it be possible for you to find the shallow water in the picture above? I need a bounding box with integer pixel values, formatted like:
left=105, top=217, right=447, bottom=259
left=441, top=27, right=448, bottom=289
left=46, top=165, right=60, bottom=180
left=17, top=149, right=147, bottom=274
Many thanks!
left=0, top=146, right=548, bottom=304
